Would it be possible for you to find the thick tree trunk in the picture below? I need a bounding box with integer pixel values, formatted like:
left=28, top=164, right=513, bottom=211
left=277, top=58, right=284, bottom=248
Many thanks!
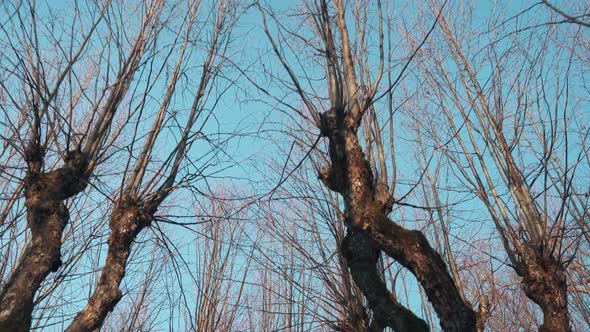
left=66, top=199, right=151, bottom=332
left=0, top=201, right=68, bottom=331
left=334, top=234, right=373, bottom=332
left=318, top=108, right=476, bottom=331
left=0, top=151, right=88, bottom=332
left=519, top=245, right=570, bottom=332
left=342, top=230, right=429, bottom=332
left=367, top=212, right=476, bottom=331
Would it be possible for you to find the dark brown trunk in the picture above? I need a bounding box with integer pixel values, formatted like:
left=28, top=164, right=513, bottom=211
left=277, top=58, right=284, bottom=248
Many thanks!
left=519, top=244, right=570, bottom=332
left=66, top=199, right=151, bottom=332
left=367, top=212, right=476, bottom=331
left=318, top=108, right=476, bottom=331
left=0, top=151, right=88, bottom=331
left=0, top=201, right=67, bottom=332
left=334, top=232, right=373, bottom=332
left=342, top=230, right=429, bottom=332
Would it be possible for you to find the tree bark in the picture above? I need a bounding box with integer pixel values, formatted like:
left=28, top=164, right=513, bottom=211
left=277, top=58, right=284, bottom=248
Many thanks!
left=0, top=151, right=88, bottom=331
left=367, top=212, right=476, bottom=331
left=318, top=108, right=476, bottom=331
left=342, top=230, right=429, bottom=332
left=519, top=244, right=570, bottom=332
left=66, top=198, right=152, bottom=332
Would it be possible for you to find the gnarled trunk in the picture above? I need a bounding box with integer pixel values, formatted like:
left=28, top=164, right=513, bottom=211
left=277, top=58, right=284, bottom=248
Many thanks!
left=342, top=230, right=429, bottom=332
left=519, top=244, right=570, bottom=332
left=367, top=211, right=476, bottom=331
left=318, top=108, right=476, bottom=331
left=0, top=151, right=88, bottom=331
left=0, top=200, right=68, bottom=331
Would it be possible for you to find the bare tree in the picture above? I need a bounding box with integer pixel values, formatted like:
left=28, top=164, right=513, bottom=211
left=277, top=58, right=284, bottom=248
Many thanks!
left=408, top=1, right=590, bottom=330
left=0, top=0, right=159, bottom=328
left=0, top=0, right=238, bottom=330
left=66, top=2, right=237, bottom=330
left=256, top=0, right=477, bottom=330
left=1, top=1, right=588, bottom=331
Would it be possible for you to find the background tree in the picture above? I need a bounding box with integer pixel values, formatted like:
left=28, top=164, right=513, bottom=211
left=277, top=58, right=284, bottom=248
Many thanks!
left=404, top=1, right=590, bottom=330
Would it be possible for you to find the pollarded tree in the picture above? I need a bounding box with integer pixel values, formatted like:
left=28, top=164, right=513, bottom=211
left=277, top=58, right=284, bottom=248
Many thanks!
left=66, top=1, right=237, bottom=330
left=0, top=1, right=160, bottom=328
left=256, top=1, right=478, bottom=330
left=0, top=0, right=238, bottom=330
left=411, top=1, right=590, bottom=330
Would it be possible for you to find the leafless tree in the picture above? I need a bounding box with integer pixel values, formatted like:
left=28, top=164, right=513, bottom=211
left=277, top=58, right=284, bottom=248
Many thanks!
left=1, top=1, right=588, bottom=331
left=0, top=0, right=239, bottom=330
left=407, top=1, right=590, bottom=330
left=256, top=0, right=478, bottom=330
left=0, top=0, right=155, bottom=328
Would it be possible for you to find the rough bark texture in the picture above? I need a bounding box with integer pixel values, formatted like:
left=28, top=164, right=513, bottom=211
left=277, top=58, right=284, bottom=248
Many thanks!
left=518, top=244, right=570, bottom=332
left=318, top=108, right=476, bottom=331
left=333, top=233, right=373, bottom=332
left=342, top=230, right=429, bottom=332
left=0, top=151, right=88, bottom=332
left=66, top=198, right=152, bottom=332
left=367, top=212, right=476, bottom=331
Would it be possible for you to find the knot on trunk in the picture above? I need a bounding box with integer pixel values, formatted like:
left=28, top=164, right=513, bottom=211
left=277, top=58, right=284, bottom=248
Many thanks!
left=24, top=141, right=45, bottom=170
left=60, top=149, right=90, bottom=196
left=25, top=197, right=68, bottom=237
left=64, top=149, right=89, bottom=173
left=24, top=149, right=90, bottom=203
left=318, top=166, right=344, bottom=192
left=319, top=108, right=342, bottom=137
left=109, top=197, right=154, bottom=242
left=519, top=244, right=567, bottom=306
left=517, top=243, right=570, bottom=332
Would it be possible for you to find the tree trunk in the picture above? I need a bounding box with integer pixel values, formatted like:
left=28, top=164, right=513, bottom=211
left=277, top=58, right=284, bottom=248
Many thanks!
left=66, top=199, right=151, bottom=332
left=519, top=244, right=570, bottom=332
left=0, top=200, right=67, bottom=331
left=318, top=108, right=476, bottom=331
left=0, top=151, right=88, bottom=331
left=342, top=230, right=429, bottom=332
left=367, top=212, right=476, bottom=331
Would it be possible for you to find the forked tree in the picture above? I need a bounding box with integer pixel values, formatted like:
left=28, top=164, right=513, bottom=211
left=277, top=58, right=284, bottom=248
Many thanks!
left=257, top=1, right=478, bottom=330
left=0, top=0, right=237, bottom=330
